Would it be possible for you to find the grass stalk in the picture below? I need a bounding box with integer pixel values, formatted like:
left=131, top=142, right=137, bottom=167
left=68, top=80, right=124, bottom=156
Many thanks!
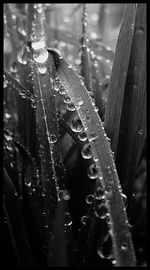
left=115, top=4, right=146, bottom=203
left=50, top=50, right=136, bottom=266
left=104, top=4, right=137, bottom=157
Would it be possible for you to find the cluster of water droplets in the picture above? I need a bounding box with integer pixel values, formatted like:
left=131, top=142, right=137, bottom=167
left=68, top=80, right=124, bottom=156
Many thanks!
left=32, top=36, right=49, bottom=74
left=4, top=71, right=36, bottom=106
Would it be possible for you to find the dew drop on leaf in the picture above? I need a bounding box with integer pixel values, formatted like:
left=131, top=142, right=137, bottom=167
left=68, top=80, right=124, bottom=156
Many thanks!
left=64, top=212, right=72, bottom=227
left=10, top=62, right=18, bottom=73
left=86, top=194, right=94, bottom=204
left=53, top=79, right=60, bottom=92
left=121, top=193, right=128, bottom=208
left=66, top=102, right=76, bottom=111
left=76, top=97, right=84, bottom=106
left=48, top=134, right=57, bottom=144
left=4, top=79, right=8, bottom=88
left=31, top=38, right=46, bottom=50
left=87, top=163, right=98, bottom=179
left=95, top=203, right=109, bottom=219
left=71, top=118, right=83, bottom=133
left=97, top=232, right=113, bottom=260
left=81, top=143, right=93, bottom=159
left=59, top=85, right=66, bottom=95
left=121, top=244, right=128, bottom=252
left=37, top=65, right=47, bottom=74
left=25, top=182, right=31, bottom=188
left=33, top=48, right=48, bottom=64
left=138, top=129, right=143, bottom=135
left=81, top=215, right=88, bottom=225
left=95, top=186, right=105, bottom=200
left=89, top=131, right=98, bottom=141
left=78, top=131, right=87, bottom=142
left=59, top=189, right=70, bottom=201
left=41, top=191, right=46, bottom=197
left=63, top=95, right=71, bottom=104
left=111, top=259, right=117, bottom=265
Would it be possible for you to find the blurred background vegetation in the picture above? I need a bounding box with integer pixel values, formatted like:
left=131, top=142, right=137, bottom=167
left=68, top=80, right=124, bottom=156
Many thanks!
left=4, top=4, right=124, bottom=69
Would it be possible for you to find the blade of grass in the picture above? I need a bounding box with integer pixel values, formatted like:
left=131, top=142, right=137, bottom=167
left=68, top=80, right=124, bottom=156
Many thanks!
left=31, top=6, right=67, bottom=251
left=104, top=4, right=137, bottom=158
left=4, top=70, right=34, bottom=101
left=115, top=4, right=146, bottom=204
left=50, top=50, right=136, bottom=266
left=47, top=200, right=67, bottom=266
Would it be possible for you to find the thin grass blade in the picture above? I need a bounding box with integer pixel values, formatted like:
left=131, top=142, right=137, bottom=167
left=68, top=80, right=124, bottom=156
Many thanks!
left=50, top=50, right=136, bottom=266
left=104, top=4, right=137, bottom=157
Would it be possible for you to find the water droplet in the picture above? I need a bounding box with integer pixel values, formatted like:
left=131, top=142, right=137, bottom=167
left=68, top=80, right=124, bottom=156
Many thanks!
left=5, top=112, right=11, bottom=119
left=5, top=134, right=12, bottom=141
left=59, top=85, right=66, bottom=95
left=4, top=79, right=8, bottom=88
left=33, top=48, right=48, bottom=64
left=59, top=189, right=70, bottom=201
left=14, top=192, right=18, bottom=197
left=32, top=38, right=46, bottom=50
left=93, top=153, right=98, bottom=162
left=138, top=129, right=143, bottom=135
left=66, top=102, right=76, bottom=111
left=48, top=134, right=57, bottom=144
left=86, top=194, right=94, bottom=204
left=87, top=163, right=98, bottom=179
left=121, top=244, right=128, bottom=252
left=95, top=203, right=109, bottom=219
left=81, top=215, right=88, bottom=225
left=64, top=212, right=72, bottom=227
left=25, top=182, right=31, bottom=188
left=53, top=79, right=60, bottom=92
left=121, top=193, right=128, bottom=208
left=78, top=131, right=87, bottom=142
left=111, top=259, right=117, bottom=265
left=97, top=232, right=113, bottom=259
left=63, top=95, right=71, bottom=104
left=131, top=23, right=134, bottom=31
left=68, top=64, right=73, bottom=69
left=89, top=131, right=98, bottom=141
left=37, top=65, right=47, bottom=74
left=31, top=101, right=36, bottom=109
left=137, top=27, right=144, bottom=34
left=3, top=217, right=8, bottom=224
left=71, top=118, right=83, bottom=133
left=95, top=186, right=105, bottom=200
left=76, top=97, right=84, bottom=106
left=10, top=62, right=18, bottom=73
left=81, top=143, right=93, bottom=159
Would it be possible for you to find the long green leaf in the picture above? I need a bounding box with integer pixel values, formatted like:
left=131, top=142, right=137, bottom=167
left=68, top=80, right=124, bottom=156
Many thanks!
left=104, top=4, right=137, bottom=157
left=50, top=50, right=136, bottom=266
left=115, top=4, right=146, bottom=202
